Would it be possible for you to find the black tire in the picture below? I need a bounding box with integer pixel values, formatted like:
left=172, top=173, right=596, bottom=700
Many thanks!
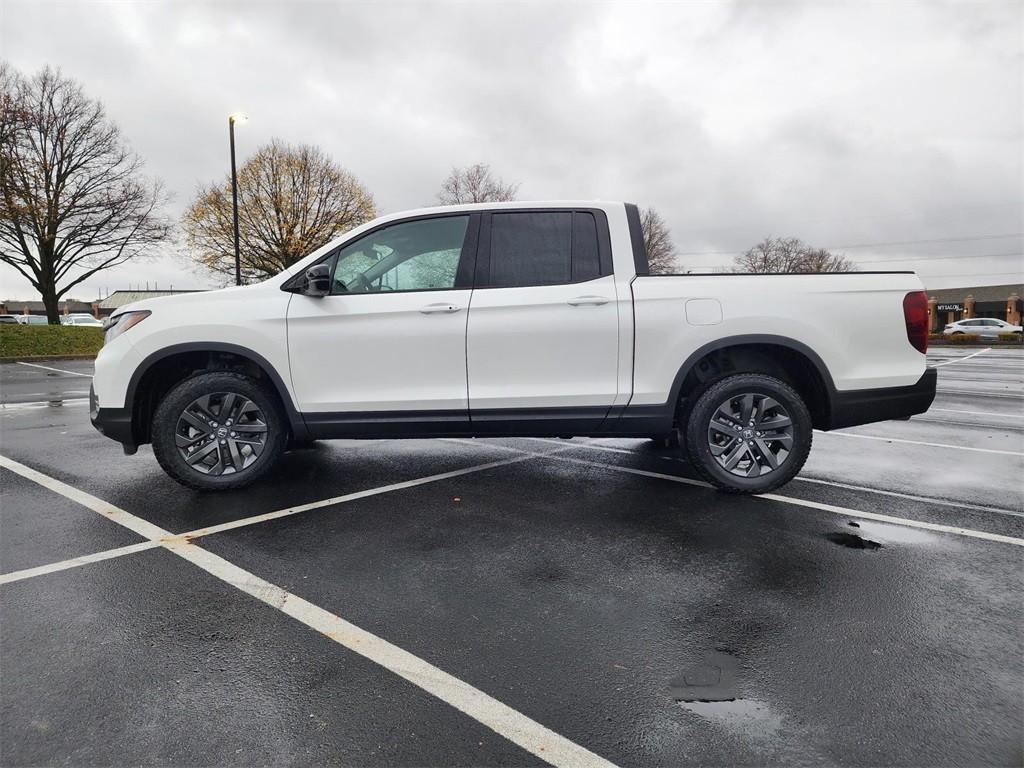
left=151, top=371, right=286, bottom=491
left=684, top=373, right=812, bottom=494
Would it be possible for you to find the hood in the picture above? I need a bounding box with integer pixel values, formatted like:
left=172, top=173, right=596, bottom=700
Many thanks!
left=111, top=282, right=268, bottom=316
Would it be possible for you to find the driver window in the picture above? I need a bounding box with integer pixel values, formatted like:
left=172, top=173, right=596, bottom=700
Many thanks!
left=331, top=215, right=470, bottom=294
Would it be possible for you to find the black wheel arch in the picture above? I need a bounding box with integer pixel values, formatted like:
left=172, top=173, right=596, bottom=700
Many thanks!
left=126, top=342, right=309, bottom=446
left=667, top=334, right=835, bottom=429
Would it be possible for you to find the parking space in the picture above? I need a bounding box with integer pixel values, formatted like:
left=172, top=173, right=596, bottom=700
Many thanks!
left=2, top=349, right=1022, bottom=766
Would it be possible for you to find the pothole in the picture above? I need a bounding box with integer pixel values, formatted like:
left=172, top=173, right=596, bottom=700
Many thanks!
left=679, top=698, right=783, bottom=738
left=669, top=651, right=738, bottom=702
left=826, top=532, right=882, bottom=549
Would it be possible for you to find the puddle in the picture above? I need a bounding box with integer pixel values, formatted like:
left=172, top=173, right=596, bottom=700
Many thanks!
left=854, top=520, right=939, bottom=546
left=826, top=532, right=882, bottom=549
left=679, top=698, right=783, bottom=738
left=671, top=651, right=784, bottom=739
left=830, top=520, right=940, bottom=548
left=669, top=651, right=738, bottom=702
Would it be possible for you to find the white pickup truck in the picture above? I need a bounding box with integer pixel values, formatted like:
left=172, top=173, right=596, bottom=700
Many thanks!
left=91, top=201, right=936, bottom=493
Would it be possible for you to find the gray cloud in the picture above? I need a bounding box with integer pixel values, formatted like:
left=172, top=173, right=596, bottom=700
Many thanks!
left=1, top=0, right=1021, bottom=298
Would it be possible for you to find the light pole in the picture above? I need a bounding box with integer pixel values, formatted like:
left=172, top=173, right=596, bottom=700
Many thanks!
left=228, top=113, right=247, bottom=286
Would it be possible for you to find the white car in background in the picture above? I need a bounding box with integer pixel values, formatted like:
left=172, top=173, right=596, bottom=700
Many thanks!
left=16, top=315, right=48, bottom=325
left=943, top=318, right=1022, bottom=338
left=61, top=314, right=104, bottom=327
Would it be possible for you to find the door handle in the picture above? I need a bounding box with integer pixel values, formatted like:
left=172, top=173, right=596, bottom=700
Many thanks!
left=419, top=303, right=461, bottom=314
left=567, top=295, right=610, bottom=306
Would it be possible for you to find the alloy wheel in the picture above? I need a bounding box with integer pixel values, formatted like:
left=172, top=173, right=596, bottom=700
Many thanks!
left=706, top=392, right=794, bottom=478
left=174, top=392, right=269, bottom=475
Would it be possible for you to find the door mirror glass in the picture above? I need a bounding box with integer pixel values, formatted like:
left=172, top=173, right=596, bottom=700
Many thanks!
left=302, top=264, right=332, bottom=297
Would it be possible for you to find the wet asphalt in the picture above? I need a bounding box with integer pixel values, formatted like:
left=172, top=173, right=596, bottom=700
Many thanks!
left=1, top=349, right=1022, bottom=766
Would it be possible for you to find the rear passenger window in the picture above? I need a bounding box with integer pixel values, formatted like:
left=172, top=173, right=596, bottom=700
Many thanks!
left=488, top=211, right=605, bottom=287
left=490, top=212, right=571, bottom=287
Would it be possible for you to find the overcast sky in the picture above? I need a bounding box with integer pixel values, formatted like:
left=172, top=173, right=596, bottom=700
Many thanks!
left=1, top=0, right=1021, bottom=299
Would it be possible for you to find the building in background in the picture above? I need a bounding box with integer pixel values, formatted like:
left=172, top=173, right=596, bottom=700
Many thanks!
left=95, top=289, right=204, bottom=318
left=0, top=289, right=203, bottom=320
left=925, top=283, right=1022, bottom=332
left=0, top=299, right=95, bottom=317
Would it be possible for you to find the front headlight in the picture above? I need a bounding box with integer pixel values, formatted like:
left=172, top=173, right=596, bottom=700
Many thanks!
left=103, top=310, right=151, bottom=344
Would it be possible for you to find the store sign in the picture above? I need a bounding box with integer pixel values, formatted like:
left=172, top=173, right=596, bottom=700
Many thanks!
left=936, top=303, right=962, bottom=312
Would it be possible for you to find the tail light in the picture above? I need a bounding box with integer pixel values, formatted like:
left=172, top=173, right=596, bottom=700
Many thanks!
left=903, top=291, right=929, bottom=354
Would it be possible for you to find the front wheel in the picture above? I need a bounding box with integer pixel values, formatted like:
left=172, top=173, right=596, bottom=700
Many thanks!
left=151, top=371, right=286, bottom=491
left=684, top=373, right=812, bottom=494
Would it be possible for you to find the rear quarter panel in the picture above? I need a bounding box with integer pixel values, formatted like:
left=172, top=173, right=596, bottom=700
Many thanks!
left=629, top=273, right=927, bottom=405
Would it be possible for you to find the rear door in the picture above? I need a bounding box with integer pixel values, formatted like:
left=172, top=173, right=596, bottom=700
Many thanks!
left=466, top=209, right=620, bottom=431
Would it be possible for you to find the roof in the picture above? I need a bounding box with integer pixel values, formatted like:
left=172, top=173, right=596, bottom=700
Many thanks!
left=927, top=283, right=1023, bottom=303
left=98, top=289, right=204, bottom=309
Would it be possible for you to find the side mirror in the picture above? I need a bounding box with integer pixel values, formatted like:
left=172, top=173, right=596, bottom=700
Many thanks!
left=301, top=264, right=331, bottom=297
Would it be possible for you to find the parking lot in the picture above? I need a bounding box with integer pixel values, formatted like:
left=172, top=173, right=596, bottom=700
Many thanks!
left=1, top=349, right=1022, bottom=766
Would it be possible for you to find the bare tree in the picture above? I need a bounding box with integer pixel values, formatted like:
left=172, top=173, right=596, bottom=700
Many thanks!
left=437, top=163, right=518, bottom=205
left=733, top=237, right=854, bottom=273
left=0, top=64, right=171, bottom=323
left=641, top=207, right=679, bottom=274
left=183, top=140, right=376, bottom=282
left=799, top=246, right=855, bottom=273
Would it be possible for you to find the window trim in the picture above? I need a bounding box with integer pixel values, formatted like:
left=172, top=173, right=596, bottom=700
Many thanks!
left=624, top=202, right=649, bottom=277
left=282, top=212, right=481, bottom=295
left=473, top=207, right=613, bottom=290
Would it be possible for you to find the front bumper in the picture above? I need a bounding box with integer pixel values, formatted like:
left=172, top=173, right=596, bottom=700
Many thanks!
left=90, top=385, right=136, bottom=453
left=826, top=368, right=937, bottom=430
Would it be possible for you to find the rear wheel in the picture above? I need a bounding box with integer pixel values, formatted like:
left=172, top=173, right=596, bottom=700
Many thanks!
left=684, top=373, right=812, bottom=494
left=151, top=371, right=286, bottom=491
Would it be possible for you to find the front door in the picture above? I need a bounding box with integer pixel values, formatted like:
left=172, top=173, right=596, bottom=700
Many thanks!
left=466, top=209, right=621, bottom=432
left=287, top=213, right=478, bottom=430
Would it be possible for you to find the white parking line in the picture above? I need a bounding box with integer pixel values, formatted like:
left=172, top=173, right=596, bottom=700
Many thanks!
left=0, top=455, right=169, bottom=540
left=521, top=437, right=1024, bottom=517
left=15, top=361, right=93, bottom=377
left=167, top=540, right=616, bottom=768
left=0, top=452, right=617, bottom=768
left=177, top=451, right=551, bottom=540
left=0, top=448, right=564, bottom=582
left=792, top=476, right=1024, bottom=518
left=929, top=407, right=1024, bottom=419
left=814, top=429, right=1024, bottom=456
left=0, top=541, right=161, bottom=585
left=1, top=398, right=89, bottom=410
left=535, top=452, right=1024, bottom=547
left=935, top=388, right=1024, bottom=399
left=929, top=348, right=992, bottom=367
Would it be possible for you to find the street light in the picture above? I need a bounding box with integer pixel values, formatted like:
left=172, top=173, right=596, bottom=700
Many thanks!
left=228, top=113, right=248, bottom=286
